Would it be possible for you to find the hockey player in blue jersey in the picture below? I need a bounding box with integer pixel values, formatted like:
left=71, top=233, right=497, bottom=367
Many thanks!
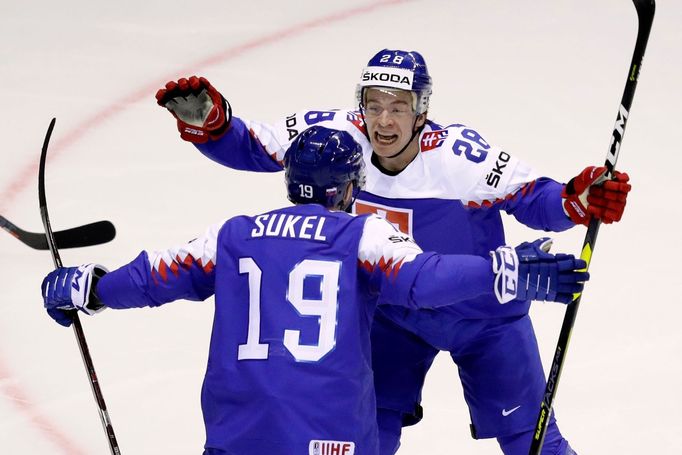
left=154, top=50, right=630, bottom=455
left=42, top=126, right=588, bottom=455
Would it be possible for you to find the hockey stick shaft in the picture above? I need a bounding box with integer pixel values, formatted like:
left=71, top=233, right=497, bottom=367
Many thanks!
left=38, top=118, right=122, bottom=455
left=1, top=215, right=116, bottom=250
left=529, top=2, right=655, bottom=453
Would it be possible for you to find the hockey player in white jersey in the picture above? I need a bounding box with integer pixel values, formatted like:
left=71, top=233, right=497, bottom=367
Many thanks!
left=154, top=50, right=630, bottom=455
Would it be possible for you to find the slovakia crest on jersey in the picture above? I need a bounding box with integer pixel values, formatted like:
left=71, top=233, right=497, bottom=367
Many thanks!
left=420, top=130, right=448, bottom=152
left=346, top=111, right=367, bottom=135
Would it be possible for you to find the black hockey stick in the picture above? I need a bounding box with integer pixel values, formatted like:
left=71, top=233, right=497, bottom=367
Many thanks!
left=1, top=215, right=116, bottom=250
left=39, top=118, right=122, bottom=455
left=529, top=1, right=655, bottom=454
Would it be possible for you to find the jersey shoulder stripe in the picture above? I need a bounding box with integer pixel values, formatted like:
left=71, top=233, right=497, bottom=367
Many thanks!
left=146, top=220, right=223, bottom=284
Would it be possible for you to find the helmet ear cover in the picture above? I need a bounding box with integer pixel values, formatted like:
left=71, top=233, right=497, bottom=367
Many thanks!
left=284, top=126, right=366, bottom=210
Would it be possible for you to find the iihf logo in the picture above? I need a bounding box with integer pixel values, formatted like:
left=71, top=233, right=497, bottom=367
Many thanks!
left=309, top=439, right=356, bottom=455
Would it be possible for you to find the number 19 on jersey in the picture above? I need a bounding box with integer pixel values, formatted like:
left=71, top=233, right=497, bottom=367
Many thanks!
left=237, top=257, right=340, bottom=362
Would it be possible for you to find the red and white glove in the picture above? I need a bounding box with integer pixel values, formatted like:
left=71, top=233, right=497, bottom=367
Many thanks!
left=156, top=76, right=231, bottom=144
left=562, top=166, right=631, bottom=226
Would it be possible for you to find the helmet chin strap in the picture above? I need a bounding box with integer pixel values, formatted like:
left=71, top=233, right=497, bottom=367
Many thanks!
left=383, top=116, right=424, bottom=159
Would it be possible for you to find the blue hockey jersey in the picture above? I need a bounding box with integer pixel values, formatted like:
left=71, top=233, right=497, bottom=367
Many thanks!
left=96, top=204, right=500, bottom=454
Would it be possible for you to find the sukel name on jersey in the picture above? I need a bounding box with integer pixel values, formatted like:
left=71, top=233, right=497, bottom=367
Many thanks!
left=251, top=213, right=328, bottom=241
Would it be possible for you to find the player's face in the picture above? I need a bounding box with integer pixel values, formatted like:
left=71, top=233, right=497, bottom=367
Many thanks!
left=363, top=88, right=422, bottom=160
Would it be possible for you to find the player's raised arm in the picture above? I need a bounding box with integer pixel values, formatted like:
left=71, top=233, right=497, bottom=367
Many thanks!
left=41, top=222, right=222, bottom=327
left=493, top=163, right=631, bottom=230
left=462, top=139, right=631, bottom=231
left=156, top=75, right=283, bottom=172
left=156, top=76, right=364, bottom=174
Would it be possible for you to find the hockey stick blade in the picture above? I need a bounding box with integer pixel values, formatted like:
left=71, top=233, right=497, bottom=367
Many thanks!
left=528, top=1, right=655, bottom=454
left=38, top=118, right=122, bottom=455
left=0, top=215, right=115, bottom=250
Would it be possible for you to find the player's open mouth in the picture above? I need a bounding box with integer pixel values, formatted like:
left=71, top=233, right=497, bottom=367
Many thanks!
left=374, top=132, right=398, bottom=146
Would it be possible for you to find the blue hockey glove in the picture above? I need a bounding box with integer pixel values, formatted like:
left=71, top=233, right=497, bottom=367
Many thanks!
left=41, top=264, right=108, bottom=327
left=491, top=238, right=589, bottom=304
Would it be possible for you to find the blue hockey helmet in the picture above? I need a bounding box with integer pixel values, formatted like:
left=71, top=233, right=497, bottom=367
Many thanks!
left=356, top=49, right=433, bottom=114
left=285, top=126, right=366, bottom=209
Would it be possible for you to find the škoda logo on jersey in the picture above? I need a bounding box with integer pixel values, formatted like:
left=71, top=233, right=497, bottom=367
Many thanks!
left=309, top=440, right=355, bottom=455
left=360, top=66, right=413, bottom=90
left=420, top=130, right=448, bottom=152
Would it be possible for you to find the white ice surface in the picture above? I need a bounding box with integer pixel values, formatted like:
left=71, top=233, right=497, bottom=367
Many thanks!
left=1, top=0, right=681, bottom=453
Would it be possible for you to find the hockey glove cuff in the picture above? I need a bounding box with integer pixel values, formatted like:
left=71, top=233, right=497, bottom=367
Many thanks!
left=491, top=245, right=519, bottom=304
